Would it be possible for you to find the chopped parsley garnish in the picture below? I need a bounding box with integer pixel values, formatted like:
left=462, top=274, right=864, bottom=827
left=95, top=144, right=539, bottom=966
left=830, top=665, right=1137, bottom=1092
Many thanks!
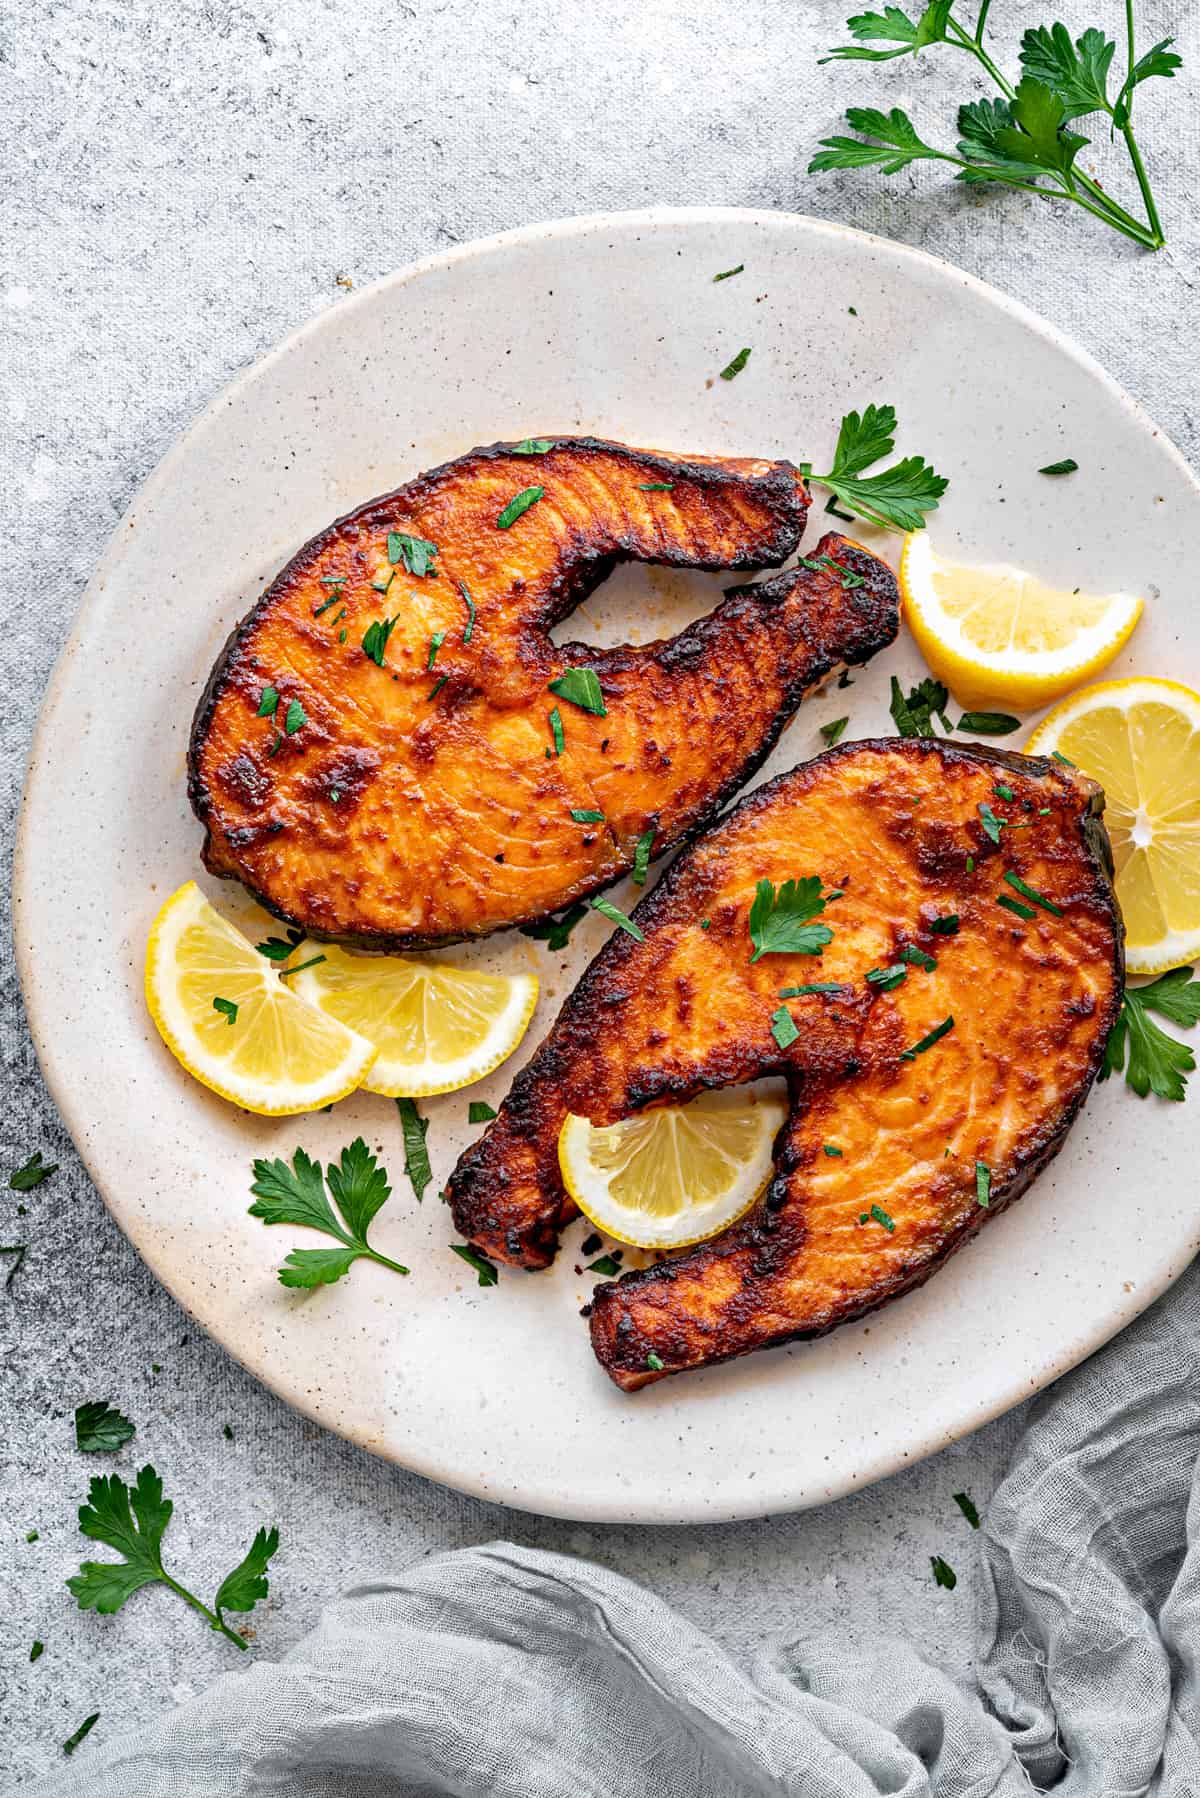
left=25, top=1527, right=38, bottom=1541
left=9, top=1151, right=58, bottom=1191
left=800, top=553, right=865, bottom=591
left=284, top=698, right=306, bottom=735
left=901, top=1016, right=954, bottom=1060
left=549, top=666, right=606, bottom=716
left=719, top=346, right=752, bottom=380
left=1003, top=870, right=1063, bottom=915
left=571, top=808, right=605, bottom=824
left=1100, top=966, right=1200, bottom=1102
left=30, top=1640, right=43, bottom=1662
left=256, top=927, right=305, bottom=962
left=338, top=628, right=347, bottom=643
left=549, top=706, right=565, bottom=756
left=589, top=896, right=644, bottom=942
left=808, top=405, right=947, bottom=532
left=866, top=964, right=907, bottom=991
left=1038, top=458, right=1079, bottom=476
left=712, top=264, right=744, bottom=281
left=954, top=1491, right=981, bottom=1528
left=645, top=1351, right=665, bottom=1371
left=997, top=893, right=1037, bottom=921
left=890, top=674, right=950, bottom=738
left=779, top=981, right=843, bottom=996
left=497, top=484, right=545, bottom=529
left=2, top=1245, right=27, bottom=1289
left=823, top=1143, right=843, bottom=1158
left=637, top=482, right=675, bottom=491
left=256, top=686, right=279, bottom=718
left=387, top=531, right=438, bottom=576
left=521, top=903, right=588, bottom=951
left=63, top=1712, right=101, bottom=1756
left=512, top=438, right=553, bottom=455
left=427, top=674, right=449, bottom=702
left=771, top=1005, right=799, bottom=1049
left=276, top=954, right=326, bottom=980
left=975, top=1162, right=992, bottom=1208
left=930, top=1555, right=957, bottom=1591
left=468, top=1101, right=497, bottom=1125
left=249, top=1140, right=410, bottom=1285
left=313, top=592, right=342, bottom=618
left=212, top=996, right=238, bottom=1026
left=1051, top=750, right=1075, bottom=767
left=75, top=1401, right=136, bottom=1454
left=632, top=828, right=654, bottom=886
left=459, top=580, right=476, bottom=642
left=362, top=616, right=398, bottom=666
left=749, top=876, right=834, bottom=961
left=993, top=783, right=1015, bottom=802
left=587, top=1253, right=623, bottom=1277
left=396, top=1098, right=432, bottom=1202
left=900, top=945, right=936, bottom=971
left=869, top=1203, right=895, bottom=1232
left=958, top=712, right=1021, bottom=735
left=426, top=630, right=446, bottom=670
left=978, top=801, right=1005, bottom=844
left=451, top=1243, right=499, bottom=1287
left=820, top=716, right=849, bottom=746
left=66, top=1463, right=278, bottom=1651
left=371, top=573, right=395, bottom=595
left=928, top=914, right=959, bottom=935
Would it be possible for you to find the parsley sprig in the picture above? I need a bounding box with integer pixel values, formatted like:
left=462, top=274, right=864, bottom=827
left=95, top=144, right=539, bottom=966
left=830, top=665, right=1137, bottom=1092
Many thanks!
left=749, top=877, right=836, bottom=961
left=811, top=4, right=1177, bottom=251
left=249, top=1140, right=410, bottom=1286
left=806, top=405, right=947, bottom=531
left=1100, top=966, right=1199, bottom=1101
left=66, top=1464, right=278, bottom=1651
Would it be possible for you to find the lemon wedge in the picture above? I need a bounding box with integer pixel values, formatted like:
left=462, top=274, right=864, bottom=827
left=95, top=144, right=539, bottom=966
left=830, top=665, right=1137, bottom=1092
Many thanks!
left=289, top=945, right=538, bottom=1097
left=145, top=882, right=376, bottom=1114
left=558, top=1086, right=788, bottom=1251
left=1026, top=677, right=1200, bottom=975
left=899, top=531, right=1143, bottom=711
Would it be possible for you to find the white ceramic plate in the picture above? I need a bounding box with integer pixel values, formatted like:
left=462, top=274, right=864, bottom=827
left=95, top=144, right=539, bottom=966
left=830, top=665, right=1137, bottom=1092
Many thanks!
left=16, top=209, right=1200, bottom=1523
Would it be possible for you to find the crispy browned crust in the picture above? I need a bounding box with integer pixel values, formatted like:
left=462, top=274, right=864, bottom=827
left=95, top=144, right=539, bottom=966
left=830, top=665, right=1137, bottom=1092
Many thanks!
left=445, top=739, right=1123, bottom=1387
left=188, top=437, right=897, bottom=947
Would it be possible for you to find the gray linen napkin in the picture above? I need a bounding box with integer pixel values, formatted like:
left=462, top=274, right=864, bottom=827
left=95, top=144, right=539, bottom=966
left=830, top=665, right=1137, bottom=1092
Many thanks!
left=23, top=1257, right=1200, bottom=1796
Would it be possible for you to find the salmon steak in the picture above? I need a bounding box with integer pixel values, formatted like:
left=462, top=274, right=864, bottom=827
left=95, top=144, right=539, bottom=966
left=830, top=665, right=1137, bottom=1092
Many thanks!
left=188, top=438, right=899, bottom=947
left=444, top=739, right=1123, bottom=1388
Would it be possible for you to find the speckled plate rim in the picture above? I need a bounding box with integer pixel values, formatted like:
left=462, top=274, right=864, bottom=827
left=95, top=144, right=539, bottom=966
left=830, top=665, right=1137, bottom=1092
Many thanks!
left=14, top=206, right=1200, bottom=1523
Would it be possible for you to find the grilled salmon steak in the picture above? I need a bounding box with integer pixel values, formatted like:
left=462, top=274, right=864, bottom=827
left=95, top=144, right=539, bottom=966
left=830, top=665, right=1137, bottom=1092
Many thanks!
left=445, top=739, right=1122, bottom=1387
left=188, top=438, right=899, bottom=947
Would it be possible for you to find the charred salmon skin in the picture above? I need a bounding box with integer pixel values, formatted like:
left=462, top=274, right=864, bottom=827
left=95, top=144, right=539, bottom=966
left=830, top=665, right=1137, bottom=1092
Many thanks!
left=444, top=739, right=1123, bottom=1386
left=188, top=438, right=898, bottom=947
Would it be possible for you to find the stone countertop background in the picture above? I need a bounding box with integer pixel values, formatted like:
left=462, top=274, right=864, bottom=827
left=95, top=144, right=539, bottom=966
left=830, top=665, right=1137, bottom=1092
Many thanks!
left=2, top=0, right=1197, bottom=1783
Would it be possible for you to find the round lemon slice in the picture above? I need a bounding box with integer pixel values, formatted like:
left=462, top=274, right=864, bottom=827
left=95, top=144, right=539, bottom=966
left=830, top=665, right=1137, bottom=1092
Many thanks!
left=145, top=882, right=376, bottom=1114
left=558, top=1085, right=788, bottom=1251
left=899, top=531, right=1143, bottom=712
left=1026, top=677, right=1200, bottom=975
left=289, top=945, right=538, bottom=1097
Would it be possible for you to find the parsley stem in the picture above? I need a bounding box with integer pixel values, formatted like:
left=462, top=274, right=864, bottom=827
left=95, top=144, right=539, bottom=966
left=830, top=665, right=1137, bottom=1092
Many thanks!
left=1120, top=0, right=1164, bottom=246
left=157, top=1572, right=248, bottom=1651
left=945, top=13, right=1012, bottom=99
left=364, top=1247, right=411, bottom=1278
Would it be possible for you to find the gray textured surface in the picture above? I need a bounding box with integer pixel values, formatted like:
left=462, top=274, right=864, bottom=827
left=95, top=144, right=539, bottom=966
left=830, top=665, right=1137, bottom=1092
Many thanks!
left=2, top=0, right=1197, bottom=1785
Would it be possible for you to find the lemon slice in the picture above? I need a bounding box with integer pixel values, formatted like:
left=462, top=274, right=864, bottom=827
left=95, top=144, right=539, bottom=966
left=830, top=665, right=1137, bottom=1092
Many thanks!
left=145, top=882, right=376, bottom=1114
left=289, top=944, right=538, bottom=1097
left=1026, top=677, right=1200, bottom=975
left=558, top=1086, right=788, bottom=1250
left=899, top=531, right=1143, bottom=711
